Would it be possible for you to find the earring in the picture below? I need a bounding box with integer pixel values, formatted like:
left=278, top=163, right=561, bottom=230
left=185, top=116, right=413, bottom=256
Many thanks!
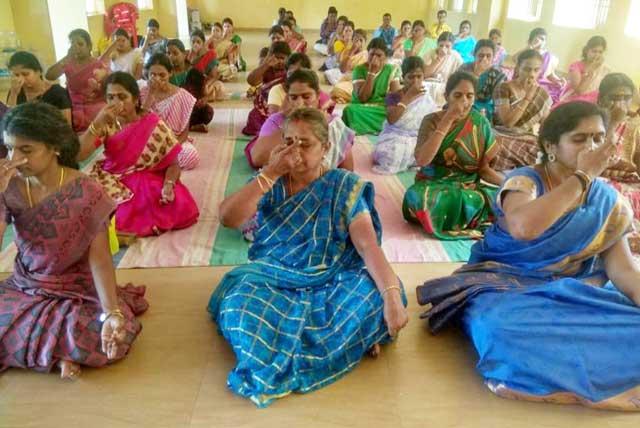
left=548, top=152, right=556, bottom=163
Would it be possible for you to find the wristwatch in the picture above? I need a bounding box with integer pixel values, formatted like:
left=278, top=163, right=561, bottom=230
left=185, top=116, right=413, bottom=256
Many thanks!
left=99, top=308, right=125, bottom=322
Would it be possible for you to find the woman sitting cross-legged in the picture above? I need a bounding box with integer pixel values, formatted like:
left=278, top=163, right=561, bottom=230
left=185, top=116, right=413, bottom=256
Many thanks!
left=403, top=71, right=504, bottom=239
left=598, top=73, right=640, bottom=253
left=416, top=101, right=640, bottom=411
left=327, top=29, right=369, bottom=104
left=246, top=69, right=354, bottom=171
left=342, top=37, right=401, bottom=135
left=6, top=51, right=72, bottom=124
left=373, top=56, right=438, bottom=175
left=140, top=54, right=200, bottom=170
left=243, top=41, right=291, bottom=136
left=491, top=49, right=552, bottom=171
left=79, top=72, right=199, bottom=238
left=209, top=107, right=409, bottom=408
left=458, top=39, right=507, bottom=121
left=422, top=31, right=463, bottom=107
left=45, top=29, right=109, bottom=132
left=0, top=102, right=147, bottom=379
left=557, top=36, right=610, bottom=106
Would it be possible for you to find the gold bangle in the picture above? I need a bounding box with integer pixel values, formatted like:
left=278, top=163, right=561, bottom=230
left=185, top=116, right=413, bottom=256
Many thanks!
left=397, top=102, right=407, bottom=109
left=88, top=122, right=101, bottom=137
left=381, top=285, right=401, bottom=297
left=434, top=129, right=447, bottom=137
left=259, top=171, right=275, bottom=187
left=255, top=175, right=268, bottom=193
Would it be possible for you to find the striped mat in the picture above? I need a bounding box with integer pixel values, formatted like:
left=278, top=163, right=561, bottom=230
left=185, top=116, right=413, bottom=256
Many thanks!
left=0, top=108, right=473, bottom=272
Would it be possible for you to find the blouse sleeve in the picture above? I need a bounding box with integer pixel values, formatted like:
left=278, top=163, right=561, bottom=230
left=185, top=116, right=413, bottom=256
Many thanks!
left=43, top=84, right=72, bottom=110
left=403, top=39, right=412, bottom=51
left=385, top=92, right=402, bottom=106
left=496, top=174, right=538, bottom=212
left=352, top=65, right=367, bottom=83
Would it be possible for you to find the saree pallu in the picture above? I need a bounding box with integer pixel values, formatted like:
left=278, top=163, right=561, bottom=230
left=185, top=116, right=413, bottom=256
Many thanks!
left=459, top=63, right=507, bottom=121
left=373, top=94, right=438, bottom=174
left=403, top=37, right=437, bottom=59
left=492, top=84, right=552, bottom=171
left=0, top=176, right=147, bottom=372
left=403, top=110, right=499, bottom=239
left=557, top=61, right=610, bottom=106
left=140, top=86, right=200, bottom=170
left=342, top=64, right=399, bottom=135
left=208, top=169, right=406, bottom=407
left=453, top=36, right=477, bottom=64
left=538, top=51, right=565, bottom=103
left=417, top=168, right=640, bottom=411
left=64, top=60, right=107, bottom=132
left=90, top=113, right=199, bottom=237
left=242, top=68, right=287, bottom=136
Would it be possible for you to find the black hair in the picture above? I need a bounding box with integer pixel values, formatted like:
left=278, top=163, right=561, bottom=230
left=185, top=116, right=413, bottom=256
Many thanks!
left=460, top=20, right=472, bottom=31
left=538, top=101, right=608, bottom=157
left=582, top=35, right=607, bottom=61
left=528, top=27, right=547, bottom=43
left=281, top=19, right=294, bottom=29
left=259, top=47, right=270, bottom=60
left=489, top=28, right=502, bottom=38
left=284, top=69, right=320, bottom=93
left=328, top=6, right=338, bottom=14
left=445, top=71, right=477, bottom=98
left=367, top=37, right=388, bottom=55
left=2, top=102, right=79, bottom=169
left=213, top=22, right=223, bottom=30
left=474, top=39, right=495, bottom=55
left=286, top=53, right=311, bottom=69
left=401, top=20, right=411, bottom=28
left=598, top=73, right=636, bottom=105
left=344, top=20, right=355, bottom=30
left=401, top=56, right=424, bottom=77
left=167, top=39, right=186, bottom=52
left=223, top=17, right=234, bottom=26
left=412, top=20, right=426, bottom=30
left=113, top=28, right=134, bottom=48
left=144, top=53, right=173, bottom=72
left=337, top=15, right=349, bottom=23
left=68, top=28, right=92, bottom=49
left=190, top=29, right=206, bottom=43
left=269, top=25, right=285, bottom=37
left=147, top=19, right=160, bottom=29
left=103, top=71, right=141, bottom=101
left=270, top=41, right=292, bottom=57
left=516, top=48, right=543, bottom=68
left=383, top=13, right=392, bottom=18
left=8, top=51, right=43, bottom=73
left=354, top=29, right=367, bottom=41
left=437, top=31, right=455, bottom=44
left=438, top=9, right=447, bottom=16
left=278, top=7, right=286, bottom=14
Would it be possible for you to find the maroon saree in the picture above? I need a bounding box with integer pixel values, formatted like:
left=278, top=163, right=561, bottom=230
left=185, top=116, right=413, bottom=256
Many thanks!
left=0, top=176, right=147, bottom=372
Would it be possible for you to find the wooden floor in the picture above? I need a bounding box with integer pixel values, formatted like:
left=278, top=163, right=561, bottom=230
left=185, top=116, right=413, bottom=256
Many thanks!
left=3, top=30, right=640, bottom=427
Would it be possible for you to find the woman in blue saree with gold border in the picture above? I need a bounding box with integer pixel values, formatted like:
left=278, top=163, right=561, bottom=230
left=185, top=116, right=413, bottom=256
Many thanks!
left=417, top=102, right=640, bottom=411
left=209, top=108, right=408, bottom=407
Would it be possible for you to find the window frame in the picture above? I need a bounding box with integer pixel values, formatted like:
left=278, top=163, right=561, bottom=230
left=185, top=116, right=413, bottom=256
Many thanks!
left=507, top=0, right=544, bottom=23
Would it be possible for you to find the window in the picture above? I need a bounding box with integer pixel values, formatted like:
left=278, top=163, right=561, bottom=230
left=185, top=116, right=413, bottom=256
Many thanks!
left=85, top=0, right=105, bottom=15
left=626, top=0, right=640, bottom=38
left=469, top=0, right=479, bottom=13
left=137, top=0, right=154, bottom=10
left=450, top=0, right=464, bottom=11
left=507, top=0, right=543, bottom=22
left=552, top=0, right=610, bottom=29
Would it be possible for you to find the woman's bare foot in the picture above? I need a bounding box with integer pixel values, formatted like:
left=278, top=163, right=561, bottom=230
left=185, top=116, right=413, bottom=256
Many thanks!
left=368, top=343, right=381, bottom=358
left=190, top=124, right=209, bottom=133
left=59, top=360, right=81, bottom=380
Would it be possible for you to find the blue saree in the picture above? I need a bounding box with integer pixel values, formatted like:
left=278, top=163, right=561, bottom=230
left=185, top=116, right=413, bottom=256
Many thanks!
left=417, top=167, right=640, bottom=411
left=208, top=169, right=405, bottom=407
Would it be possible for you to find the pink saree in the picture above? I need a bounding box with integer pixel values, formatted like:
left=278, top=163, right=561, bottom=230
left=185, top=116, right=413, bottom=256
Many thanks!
left=90, top=112, right=200, bottom=236
left=0, top=176, right=147, bottom=372
left=64, top=59, right=108, bottom=132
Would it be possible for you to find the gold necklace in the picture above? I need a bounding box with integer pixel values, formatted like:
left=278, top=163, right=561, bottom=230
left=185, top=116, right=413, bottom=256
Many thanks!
left=286, top=165, right=327, bottom=197
left=26, top=167, right=65, bottom=209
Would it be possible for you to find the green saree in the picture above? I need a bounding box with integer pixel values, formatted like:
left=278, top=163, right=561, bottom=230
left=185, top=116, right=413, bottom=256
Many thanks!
left=342, top=63, right=400, bottom=135
left=402, top=110, right=499, bottom=239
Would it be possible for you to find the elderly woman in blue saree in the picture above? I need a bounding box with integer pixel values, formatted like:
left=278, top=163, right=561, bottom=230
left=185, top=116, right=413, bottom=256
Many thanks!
left=208, top=108, right=408, bottom=407
left=417, top=102, right=640, bottom=411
